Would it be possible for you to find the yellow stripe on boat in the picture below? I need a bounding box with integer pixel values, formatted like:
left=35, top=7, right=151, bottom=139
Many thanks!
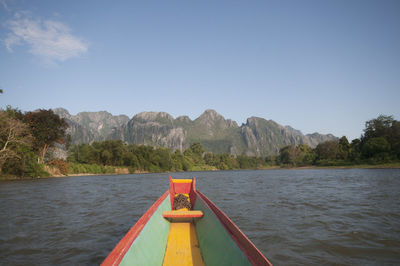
left=162, top=222, right=205, bottom=266
left=172, top=179, right=193, bottom=183
left=163, top=210, right=203, bottom=217
left=175, top=193, right=189, bottom=197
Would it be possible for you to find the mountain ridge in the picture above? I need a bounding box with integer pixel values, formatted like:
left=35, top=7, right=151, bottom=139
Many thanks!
left=53, top=108, right=337, bottom=156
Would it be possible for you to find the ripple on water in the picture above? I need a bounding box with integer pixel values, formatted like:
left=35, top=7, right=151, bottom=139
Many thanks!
left=1, top=169, right=400, bottom=265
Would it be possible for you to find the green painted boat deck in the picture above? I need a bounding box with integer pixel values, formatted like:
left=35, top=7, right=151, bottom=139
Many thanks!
left=119, top=195, right=171, bottom=266
left=118, top=194, right=251, bottom=266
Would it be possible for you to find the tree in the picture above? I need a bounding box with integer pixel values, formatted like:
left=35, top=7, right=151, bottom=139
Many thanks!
left=204, top=152, right=217, bottom=166
left=101, top=150, right=112, bottom=165
left=190, top=142, right=205, bottom=155
left=135, top=145, right=154, bottom=171
left=391, top=121, right=400, bottom=158
left=361, top=115, right=400, bottom=160
left=184, top=142, right=205, bottom=165
left=0, top=112, right=33, bottom=172
left=279, top=145, right=297, bottom=165
left=278, top=144, right=314, bottom=166
left=338, top=136, right=350, bottom=160
left=69, top=144, right=91, bottom=163
left=171, top=150, right=184, bottom=171
left=349, top=138, right=362, bottom=162
left=362, top=115, right=395, bottom=142
left=218, top=153, right=239, bottom=169
left=296, top=144, right=315, bottom=165
left=23, top=109, right=69, bottom=163
left=265, top=155, right=277, bottom=166
left=362, top=137, right=391, bottom=159
left=99, top=140, right=125, bottom=166
left=315, top=140, right=340, bottom=161
left=237, top=155, right=252, bottom=169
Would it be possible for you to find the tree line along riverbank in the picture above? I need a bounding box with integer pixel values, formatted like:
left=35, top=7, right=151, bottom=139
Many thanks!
left=1, top=106, right=399, bottom=180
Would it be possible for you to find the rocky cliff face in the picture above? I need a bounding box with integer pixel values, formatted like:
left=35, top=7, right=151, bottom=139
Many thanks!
left=239, top=117, right=336, bottom=156
left=52, top=108, right=129, bottom=144
left=54, top=108, right=337, bottom=156
left=113, top=112, right=186, bottom=152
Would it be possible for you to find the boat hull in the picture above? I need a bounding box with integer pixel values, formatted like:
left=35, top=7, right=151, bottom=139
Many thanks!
left=102, top=180, right=272, bottom=266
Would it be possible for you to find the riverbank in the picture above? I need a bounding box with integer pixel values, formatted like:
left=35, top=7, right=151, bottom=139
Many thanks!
left=278, top=162, right=400, bottom=170
left=2, top=162, right=400, bottom=181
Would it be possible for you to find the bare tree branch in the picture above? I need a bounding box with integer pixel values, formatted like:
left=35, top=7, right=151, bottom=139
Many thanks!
left=0, top=112, right=33, bottom=171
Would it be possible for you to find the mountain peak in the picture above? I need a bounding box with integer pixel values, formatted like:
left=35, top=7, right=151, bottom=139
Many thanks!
left=52, top=107, right=71, bottom=117
left=134, top=111, right=174, bottom=122
left=198, top=109, right=224, bottom=121
left=176, top=115, right=192, bottom=123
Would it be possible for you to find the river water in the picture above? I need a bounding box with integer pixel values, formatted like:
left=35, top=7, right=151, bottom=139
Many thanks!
left=1, top=169, right=399, bottom=265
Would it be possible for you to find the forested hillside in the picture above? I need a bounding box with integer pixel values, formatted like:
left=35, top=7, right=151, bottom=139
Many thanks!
left=1, top=105, right=399, bottom=179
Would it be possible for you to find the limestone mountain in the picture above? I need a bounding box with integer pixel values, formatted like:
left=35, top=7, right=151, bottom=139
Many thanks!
left=54, top=108, right=336, bottom=156
left=240, top=117, right=336, bottom=155
left=112, top=112, right=186, bottom=152
left=52, top=108, right=129, bottom=144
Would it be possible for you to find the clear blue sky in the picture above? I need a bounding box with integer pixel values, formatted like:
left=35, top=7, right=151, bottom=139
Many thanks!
left=1, top=0, right=399, bottom=141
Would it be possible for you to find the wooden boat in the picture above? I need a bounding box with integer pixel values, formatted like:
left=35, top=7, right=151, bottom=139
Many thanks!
left=102, top=177, right=272, bottom=266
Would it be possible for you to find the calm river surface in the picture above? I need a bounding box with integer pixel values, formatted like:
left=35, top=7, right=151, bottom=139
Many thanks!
left=1, top=169, right=400, bottom=265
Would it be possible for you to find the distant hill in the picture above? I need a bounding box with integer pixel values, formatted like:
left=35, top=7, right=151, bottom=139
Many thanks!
left=53, top=108, right=336, bottom=156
